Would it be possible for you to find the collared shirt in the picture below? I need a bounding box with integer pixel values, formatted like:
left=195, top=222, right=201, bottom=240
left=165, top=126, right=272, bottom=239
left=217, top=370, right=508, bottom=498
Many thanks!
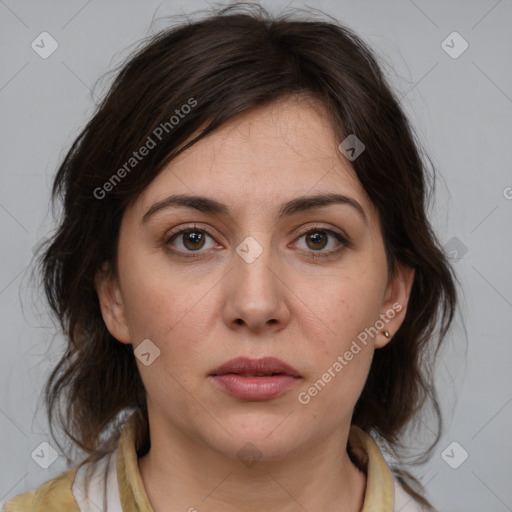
left=3, top=414, right=426, bottom=511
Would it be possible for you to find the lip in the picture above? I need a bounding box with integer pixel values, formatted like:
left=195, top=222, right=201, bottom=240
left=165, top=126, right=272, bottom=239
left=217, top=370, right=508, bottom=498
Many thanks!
left=209, top=357, right=302, bottom=401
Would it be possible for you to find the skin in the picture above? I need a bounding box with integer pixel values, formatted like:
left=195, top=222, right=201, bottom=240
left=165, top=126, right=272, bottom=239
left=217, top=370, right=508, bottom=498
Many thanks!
left=95, top=94, right=415, bottom=512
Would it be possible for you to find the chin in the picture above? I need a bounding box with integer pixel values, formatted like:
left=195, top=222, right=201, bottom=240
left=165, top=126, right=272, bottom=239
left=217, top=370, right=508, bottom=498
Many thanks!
left=204, top=416, right=311, bottom=462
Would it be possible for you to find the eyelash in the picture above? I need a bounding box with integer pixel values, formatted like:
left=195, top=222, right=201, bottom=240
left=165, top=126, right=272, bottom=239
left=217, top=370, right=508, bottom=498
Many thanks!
left=163, top=224, right=350, bottom=260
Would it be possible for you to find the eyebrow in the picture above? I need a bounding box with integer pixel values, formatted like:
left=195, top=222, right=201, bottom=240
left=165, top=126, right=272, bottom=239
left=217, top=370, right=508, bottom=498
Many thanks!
left=141, top=192, right=368, bottom=225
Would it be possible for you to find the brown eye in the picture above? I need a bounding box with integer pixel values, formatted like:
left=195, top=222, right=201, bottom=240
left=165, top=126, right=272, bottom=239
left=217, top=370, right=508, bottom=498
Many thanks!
left=180, top=230, right=207, bottom=251
left=165, top=226, right=218, bottom=258
left=295, top=228, right=349, bottom=259
left=305, top=230, right=329, bottom=250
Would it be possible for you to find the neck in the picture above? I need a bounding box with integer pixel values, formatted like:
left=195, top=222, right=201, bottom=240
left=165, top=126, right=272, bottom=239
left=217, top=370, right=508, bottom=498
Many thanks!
left=138, top=419, right=366, bottom=512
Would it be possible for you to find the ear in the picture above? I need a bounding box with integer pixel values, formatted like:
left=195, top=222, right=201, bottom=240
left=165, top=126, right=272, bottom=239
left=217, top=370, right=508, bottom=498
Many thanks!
left=374, top=261, right=415, bottom=349
left=94, top=262, right=131, bottom=344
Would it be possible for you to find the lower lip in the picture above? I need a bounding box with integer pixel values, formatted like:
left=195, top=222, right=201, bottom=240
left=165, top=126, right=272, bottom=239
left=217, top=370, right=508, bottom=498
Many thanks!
left=210, top=374, right=300, bottom=401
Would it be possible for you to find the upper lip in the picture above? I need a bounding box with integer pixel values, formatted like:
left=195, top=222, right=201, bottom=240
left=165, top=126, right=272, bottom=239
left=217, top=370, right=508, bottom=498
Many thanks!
left=210, top=357, right=301, bottom=378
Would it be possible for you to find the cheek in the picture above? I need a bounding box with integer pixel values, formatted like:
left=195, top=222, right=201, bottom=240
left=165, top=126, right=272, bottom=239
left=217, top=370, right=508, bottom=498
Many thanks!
left=300, top=269, right=385, bottom=352
left=292, top=263, right=386, bottom=407
left=295, top=283, right=377, bottom=421
left=118, top=247, right=205, bottom=341
left=119, top=258, right=218, bottom=386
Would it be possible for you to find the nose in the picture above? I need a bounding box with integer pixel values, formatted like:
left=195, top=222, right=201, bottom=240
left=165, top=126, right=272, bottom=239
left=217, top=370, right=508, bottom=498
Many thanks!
left=222, top=236, right=291, bottom=334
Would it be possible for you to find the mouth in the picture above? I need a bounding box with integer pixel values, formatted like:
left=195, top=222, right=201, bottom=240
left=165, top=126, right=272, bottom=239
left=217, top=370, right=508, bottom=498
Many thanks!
left=209, top=357, right=302, bottom=401
left=223, top=372, right=289, bottom=377
left=210, top=356, right=301, bottom=378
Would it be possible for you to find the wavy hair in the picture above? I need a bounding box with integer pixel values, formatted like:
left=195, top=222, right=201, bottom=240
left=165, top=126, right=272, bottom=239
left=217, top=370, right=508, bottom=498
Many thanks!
left=33, top=3, right=458, bottom=508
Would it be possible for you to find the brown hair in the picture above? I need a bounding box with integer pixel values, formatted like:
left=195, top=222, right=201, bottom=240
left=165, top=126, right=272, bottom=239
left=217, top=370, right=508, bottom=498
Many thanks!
left=33, top=2, right=457, bottom=508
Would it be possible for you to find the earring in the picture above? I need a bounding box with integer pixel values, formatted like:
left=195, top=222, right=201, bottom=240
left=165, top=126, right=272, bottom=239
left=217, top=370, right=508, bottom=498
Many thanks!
left=381, top=329, right=391, bottom=339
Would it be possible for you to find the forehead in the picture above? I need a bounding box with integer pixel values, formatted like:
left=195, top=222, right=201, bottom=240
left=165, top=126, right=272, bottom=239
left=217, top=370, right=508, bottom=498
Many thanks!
left=131, top=95, right=375, bottom=222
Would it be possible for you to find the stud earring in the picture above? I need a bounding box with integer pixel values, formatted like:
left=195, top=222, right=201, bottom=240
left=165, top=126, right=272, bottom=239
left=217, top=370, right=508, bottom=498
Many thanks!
left=381, top=329, right=391, bottom=339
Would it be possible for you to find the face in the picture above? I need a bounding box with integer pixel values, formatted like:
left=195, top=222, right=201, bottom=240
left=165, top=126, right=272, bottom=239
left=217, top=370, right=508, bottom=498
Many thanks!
left=95, top=95, right=414, bottom=461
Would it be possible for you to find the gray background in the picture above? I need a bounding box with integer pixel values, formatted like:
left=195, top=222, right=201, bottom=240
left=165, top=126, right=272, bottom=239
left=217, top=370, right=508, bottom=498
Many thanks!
left=0, top=1, right=511, bottom=511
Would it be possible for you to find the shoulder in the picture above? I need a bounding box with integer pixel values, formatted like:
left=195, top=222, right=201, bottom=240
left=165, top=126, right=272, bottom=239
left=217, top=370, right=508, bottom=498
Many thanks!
left=3, top=466, right=81, bottom=512
left=3, top=446, right=123, bottom=512
left=348, top=425, right=434, bottom=512
left=3, top=414, right=140, bottom=512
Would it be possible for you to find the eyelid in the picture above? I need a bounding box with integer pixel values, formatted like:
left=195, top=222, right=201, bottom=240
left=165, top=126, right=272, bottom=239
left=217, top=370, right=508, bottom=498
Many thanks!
left=164, top=223, right=349, bottom=243
left=294, top=223, right=350, bottom=243
left=164, top=223, right=216, bottom=241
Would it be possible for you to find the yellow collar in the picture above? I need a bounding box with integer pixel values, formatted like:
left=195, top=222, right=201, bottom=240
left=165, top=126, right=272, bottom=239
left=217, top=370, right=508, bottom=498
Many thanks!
left=4, top=415, right=402, bottom=512
left=116, top=416, right=395, bottom=511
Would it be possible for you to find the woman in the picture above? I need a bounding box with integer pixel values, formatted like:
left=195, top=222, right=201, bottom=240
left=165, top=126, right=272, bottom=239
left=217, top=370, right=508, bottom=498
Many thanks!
left=4, top=3, right=457, bottom=511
